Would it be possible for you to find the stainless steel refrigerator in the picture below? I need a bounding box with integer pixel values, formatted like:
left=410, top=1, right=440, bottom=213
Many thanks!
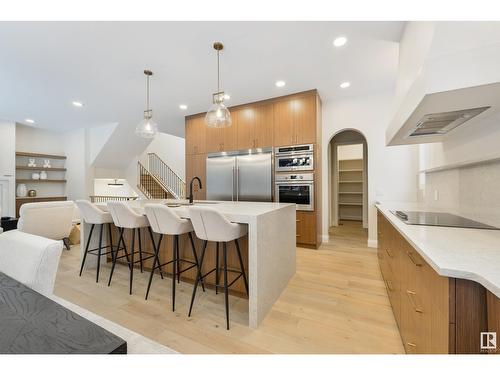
left=206, top=148, right=273, bottom=202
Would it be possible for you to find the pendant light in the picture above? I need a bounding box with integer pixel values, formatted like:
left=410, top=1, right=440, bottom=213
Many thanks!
left=135, top=69, right=159, bottom=138
left=205, top=42, right=232, bottom=128
left=108, top=179, right=124, bottom=187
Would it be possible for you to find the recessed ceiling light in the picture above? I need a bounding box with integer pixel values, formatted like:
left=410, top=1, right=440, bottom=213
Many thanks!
left=275, top=80, right=286, bottom=88
left=340, top=81, right=351, bottom=89
left=72, top=101, right=84, bottom=107
left=179, top=104, right=188, bottom=110
left=333, top=36, right=347, bottom=47
left=224, top=94, right=230, bottom=100
left=25, top=118, right=35, bottom=124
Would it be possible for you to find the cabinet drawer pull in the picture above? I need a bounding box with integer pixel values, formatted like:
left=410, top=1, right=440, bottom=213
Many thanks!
left=296, top=234, right=301, bottom=237
left=406, top=290, right=423, bottom=313
left=385, top=248, right=394, bottom=258
left=406, top=251, right=422, bottom=267
left=296, top=219, right=301, bottom=222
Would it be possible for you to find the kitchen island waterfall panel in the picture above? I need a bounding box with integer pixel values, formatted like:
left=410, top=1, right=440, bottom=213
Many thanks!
left=80, top=200, right=296, bottom=328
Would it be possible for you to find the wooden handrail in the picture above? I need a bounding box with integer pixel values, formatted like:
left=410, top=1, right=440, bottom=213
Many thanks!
left=146, top=153, right=186, bottom=199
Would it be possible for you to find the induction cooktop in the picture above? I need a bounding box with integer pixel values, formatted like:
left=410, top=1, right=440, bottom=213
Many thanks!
left=391, top=210, right=500, bottom=230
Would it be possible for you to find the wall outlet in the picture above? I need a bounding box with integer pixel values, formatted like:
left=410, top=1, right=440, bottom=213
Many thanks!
left=433, top=189, right=439, bottom=201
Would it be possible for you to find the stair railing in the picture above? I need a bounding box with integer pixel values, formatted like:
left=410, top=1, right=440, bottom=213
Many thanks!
left=147, top=153, right=186, bottom=199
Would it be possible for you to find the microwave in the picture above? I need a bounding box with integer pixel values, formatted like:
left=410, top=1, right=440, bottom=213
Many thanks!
left=274, top=144, right=314, bottom=172
left=275, top=173, right=314, bottom=211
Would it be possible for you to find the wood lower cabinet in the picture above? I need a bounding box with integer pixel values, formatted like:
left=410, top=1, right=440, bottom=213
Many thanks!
left=296, top=211, right=316, bottom=247
left=185, top=154, right=206, bottom=200
left=377, top=210, right=497, bottom=354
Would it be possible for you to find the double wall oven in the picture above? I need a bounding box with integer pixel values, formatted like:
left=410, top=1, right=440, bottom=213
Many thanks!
left=274, top=144, right=314, bottom=211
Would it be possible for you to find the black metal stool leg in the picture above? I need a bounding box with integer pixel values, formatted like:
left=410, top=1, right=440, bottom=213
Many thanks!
left=138, top=228, right=144, bottom=273
left=148, top=227, right=163, bottom=278
left=234, top=238, right=249, bottom=296
left=172, top=235, right=178, bottom=311
left=176, top=236, right=181, bottom=283
left=215, top=242, right=219, bottom=295
left=108, top=227, right=125, bottom=286
left=79, top=224, right=95, bottom=276
left=96, top=224, right=104, bottom=283
left=188, top=232, right=205, bottom=292
left=188, top=240, right=208, bottom=317
left=145, top=231, right=162, bottom=300
left=129, top=228, right=135, bottom=295
left=107, top=223, right=114, bottom=259
left=223, top=242, right=230, bottom=330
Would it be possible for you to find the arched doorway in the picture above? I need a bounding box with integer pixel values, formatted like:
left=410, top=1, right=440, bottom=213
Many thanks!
left=327, top=129, right=368, bottom=232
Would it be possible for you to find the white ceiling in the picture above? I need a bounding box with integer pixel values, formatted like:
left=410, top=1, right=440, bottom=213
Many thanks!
left=0, top=21, right=404, bottom=137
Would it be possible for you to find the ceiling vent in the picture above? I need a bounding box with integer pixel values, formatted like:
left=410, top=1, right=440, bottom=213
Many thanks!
left=407, top=106, right=491, bottom=138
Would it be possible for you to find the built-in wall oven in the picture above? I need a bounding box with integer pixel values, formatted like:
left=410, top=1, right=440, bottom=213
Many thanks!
left=275, top=173, right=314, bottom=211
left=274, top=144, right=314, bottom=172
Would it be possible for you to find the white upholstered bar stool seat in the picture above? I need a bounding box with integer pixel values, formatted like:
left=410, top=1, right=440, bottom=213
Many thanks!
left=106, top=201, right=156, bottom=295
left=143, top=204, right=204, bottom=310
left=188, top=206, right=249, bottom=330
left=75, top=200, right=115, bottom=283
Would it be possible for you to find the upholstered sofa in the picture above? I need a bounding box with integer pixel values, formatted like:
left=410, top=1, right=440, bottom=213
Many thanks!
left=0, top=230, right=63, bottom=296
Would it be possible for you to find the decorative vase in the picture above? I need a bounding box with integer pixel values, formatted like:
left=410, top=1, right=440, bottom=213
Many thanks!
left=28, top=190, right=37, bottom=197
left=40, top=171, right=48, bottom=180
left=31, top=172, right=40, bottom=180
left=28, top=158, right=36, bottom=167
left=16, top=184, right=27, bottom=197
left=43, top=159, right=51, bottom=168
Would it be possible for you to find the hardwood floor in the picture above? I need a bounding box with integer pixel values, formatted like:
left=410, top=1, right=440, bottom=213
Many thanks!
left=54, top=220, right=404, bottom=353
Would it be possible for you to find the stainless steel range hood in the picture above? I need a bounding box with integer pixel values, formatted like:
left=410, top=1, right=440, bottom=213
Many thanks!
left=407, top=106, right=490, bottom=138
left=387, top=82, right=500, bottom=146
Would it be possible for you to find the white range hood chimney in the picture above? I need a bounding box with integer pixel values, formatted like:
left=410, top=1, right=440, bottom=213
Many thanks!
left=387, top=22, right=500, bottom=146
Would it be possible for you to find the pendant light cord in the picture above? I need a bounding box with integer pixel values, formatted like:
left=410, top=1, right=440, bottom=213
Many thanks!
left=146, top=74, right=150, bottom=111
left=217, top=49, right=220, bottom=94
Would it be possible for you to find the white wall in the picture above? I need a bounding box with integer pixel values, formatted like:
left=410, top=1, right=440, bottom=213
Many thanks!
left=0, top=121, right=16, bottom=217
left=338, top=144, right=363, bottom=160
left=322, top=91, right=419, bottom=246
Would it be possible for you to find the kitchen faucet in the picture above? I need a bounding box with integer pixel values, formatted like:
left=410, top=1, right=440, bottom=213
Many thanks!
left=188, top=176, right=202, bottom=204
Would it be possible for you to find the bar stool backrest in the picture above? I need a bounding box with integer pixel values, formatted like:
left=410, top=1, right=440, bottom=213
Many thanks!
left=107, top=201, right=147, bottom=229
left=189, top=206, right=244, bottom=242
left=75, top=200, right=112, bottom=224
left=144, top=204, right=192, bottom=235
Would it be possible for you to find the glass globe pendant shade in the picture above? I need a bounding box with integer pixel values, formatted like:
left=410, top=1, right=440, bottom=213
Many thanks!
left=135, top=111, right=158, bottom=138
left=205, top=102, right=232, bottom=128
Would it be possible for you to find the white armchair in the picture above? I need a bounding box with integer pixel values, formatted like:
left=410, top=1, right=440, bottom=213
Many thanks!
left=17, top=201, right=75, bottom=249
left=0, top=230, right=63, bottom=296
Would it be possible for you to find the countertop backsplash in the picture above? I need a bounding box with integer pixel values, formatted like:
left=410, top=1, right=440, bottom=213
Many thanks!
left=420, top=158, right=500, bottom=228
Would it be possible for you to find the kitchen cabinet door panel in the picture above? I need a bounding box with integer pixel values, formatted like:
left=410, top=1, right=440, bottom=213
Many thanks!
left=236, top=107, right=255, bottom=149
left=294, top=95, right=316, bottom=145
left=185, top=116, right=206, bottom=155
left=254, top=104, right=273, bottom=148
left=273, top=100, right=295, bottom=146
left=186, top=154, right=206, bottom=200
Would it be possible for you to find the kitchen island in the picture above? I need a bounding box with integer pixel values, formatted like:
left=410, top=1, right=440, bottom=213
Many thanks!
left=80, top=200, right=296, bottom=328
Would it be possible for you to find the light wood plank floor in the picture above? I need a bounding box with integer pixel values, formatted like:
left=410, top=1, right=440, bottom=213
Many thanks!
left=54, top=220, right=404, bottom=353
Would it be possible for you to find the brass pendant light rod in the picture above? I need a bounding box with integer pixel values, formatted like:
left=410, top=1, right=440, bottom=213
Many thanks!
left=144, top=69, right=153, bottom=118
left=214, top=42, right=223, bottom=101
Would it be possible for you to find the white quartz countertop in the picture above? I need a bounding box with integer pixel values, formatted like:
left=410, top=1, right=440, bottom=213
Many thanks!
left=97, top=199, right=295, bottom=224
left=376, top=202, right=500, bottom=298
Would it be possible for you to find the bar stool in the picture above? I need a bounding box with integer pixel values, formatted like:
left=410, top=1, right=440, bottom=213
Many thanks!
left=75, top=200, right=115, bottom=283
left=107, top=201, right=156, bottom=295
left=188, top=206, right=249, bottom=330
left=144, top=203, right=205, bottom=310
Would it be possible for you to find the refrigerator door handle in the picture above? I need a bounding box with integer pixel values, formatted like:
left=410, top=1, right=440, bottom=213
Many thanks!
left=232, top=165, right=235, bottom=201
left=236, top=166, right=240, bottom=201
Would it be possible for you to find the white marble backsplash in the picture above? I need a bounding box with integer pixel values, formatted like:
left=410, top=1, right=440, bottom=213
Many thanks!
left=420, top=159, right=500, bottom=227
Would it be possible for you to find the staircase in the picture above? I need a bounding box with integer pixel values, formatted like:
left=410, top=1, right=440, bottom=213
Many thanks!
left=137, top=153, right=186, bottom=200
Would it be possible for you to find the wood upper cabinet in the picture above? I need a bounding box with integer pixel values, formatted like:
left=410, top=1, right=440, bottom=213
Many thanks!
left=185, top=154, right=206, bottom=200
left=206, top=117, right=237, bottom=153
left=273, top=93, right=317, bottom=146
left=236, top=104, right=273, bottom=149
left=185, top=116, right=206, bottom=155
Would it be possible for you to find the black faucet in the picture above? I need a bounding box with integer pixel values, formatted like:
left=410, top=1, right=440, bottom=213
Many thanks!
left=188, top=176, right=202, bottom=204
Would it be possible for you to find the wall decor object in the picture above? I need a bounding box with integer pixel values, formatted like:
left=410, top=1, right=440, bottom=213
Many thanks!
left=40, top=171, right=48, bottom=180
left=43, top=159, right=51, bottom=168
left=28, top=189, right=37, bottom=197
left=31, top=172, right=40, bottom=180
left=28, top=158, right=36, bottom=167
left=16, top=184, right=27, bottom=197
